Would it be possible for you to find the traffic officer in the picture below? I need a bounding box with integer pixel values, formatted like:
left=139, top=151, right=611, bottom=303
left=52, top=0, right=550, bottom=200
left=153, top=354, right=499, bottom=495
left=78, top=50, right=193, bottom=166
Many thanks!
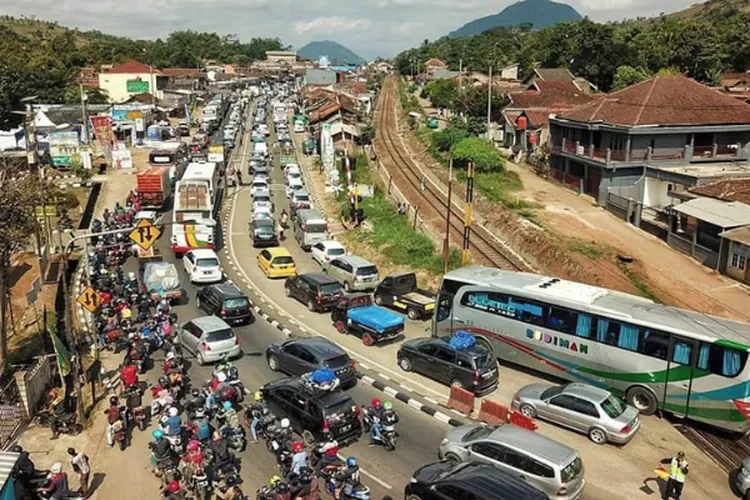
left=662, top=451, right=689, bottom=500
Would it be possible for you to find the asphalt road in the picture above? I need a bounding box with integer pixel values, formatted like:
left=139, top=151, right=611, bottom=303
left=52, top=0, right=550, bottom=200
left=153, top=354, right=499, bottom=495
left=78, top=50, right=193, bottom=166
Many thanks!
left=137, top=97, right=451, bottom=498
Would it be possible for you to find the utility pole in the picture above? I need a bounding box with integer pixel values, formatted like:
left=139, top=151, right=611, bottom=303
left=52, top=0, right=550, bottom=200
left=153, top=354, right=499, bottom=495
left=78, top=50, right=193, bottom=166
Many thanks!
left=462, top=162, right=475, bottom=265
left=442, top=153, right=453, bottom=273
left=487, top=64, right=493, bottom=140
left=80, top=84, right=89, bottom=144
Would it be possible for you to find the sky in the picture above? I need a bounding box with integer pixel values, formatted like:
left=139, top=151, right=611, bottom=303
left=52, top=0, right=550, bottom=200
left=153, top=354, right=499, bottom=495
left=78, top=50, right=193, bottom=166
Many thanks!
left=0, top=0, right=697, bottom=60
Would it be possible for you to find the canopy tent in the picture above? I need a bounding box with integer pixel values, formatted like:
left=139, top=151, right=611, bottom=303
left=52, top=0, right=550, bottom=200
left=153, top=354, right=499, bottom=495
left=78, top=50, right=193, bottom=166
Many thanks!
left=33, top=110, right=57, bottom=131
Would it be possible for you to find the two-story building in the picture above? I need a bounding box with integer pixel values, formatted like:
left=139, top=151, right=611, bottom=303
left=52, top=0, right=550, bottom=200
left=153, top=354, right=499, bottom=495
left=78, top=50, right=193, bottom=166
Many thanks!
left=98, top=60, right=167, bottom=103
left=548, top=76, right=750, bottom=213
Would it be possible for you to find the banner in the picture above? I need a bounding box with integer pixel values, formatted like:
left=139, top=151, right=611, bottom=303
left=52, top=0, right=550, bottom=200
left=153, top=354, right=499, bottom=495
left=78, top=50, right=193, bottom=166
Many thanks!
left=49, top=329, right=72, bottom=377
left=49, top=131, right=80, bottom=167
left=112, top=149, right=133, bottom=169
left=89, top=116, right=117, bottom=161
left=127, top=80, right=149, bottom=93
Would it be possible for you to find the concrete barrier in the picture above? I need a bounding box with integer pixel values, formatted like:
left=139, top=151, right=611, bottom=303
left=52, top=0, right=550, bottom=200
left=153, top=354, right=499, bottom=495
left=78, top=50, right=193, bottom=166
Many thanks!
left=446, top=385, right=474, bottom=417
left=477, top=399, right=510, bottom=425
left=509, top=411, right=537, bottom=431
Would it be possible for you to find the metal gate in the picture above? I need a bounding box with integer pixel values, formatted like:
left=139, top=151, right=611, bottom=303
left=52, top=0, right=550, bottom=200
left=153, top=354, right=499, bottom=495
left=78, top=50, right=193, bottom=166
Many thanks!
left=0, top=379, right=25, bottom=448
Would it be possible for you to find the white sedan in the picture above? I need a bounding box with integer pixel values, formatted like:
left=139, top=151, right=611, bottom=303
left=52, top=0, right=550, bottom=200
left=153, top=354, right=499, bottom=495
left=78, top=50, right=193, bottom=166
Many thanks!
left=311, top=240, right=346, bottom=265
left=286, top=178, right=304, bottom=198
left=250, top=179, right=269, bottom=197
left=183, top=249, right=223, bottom=284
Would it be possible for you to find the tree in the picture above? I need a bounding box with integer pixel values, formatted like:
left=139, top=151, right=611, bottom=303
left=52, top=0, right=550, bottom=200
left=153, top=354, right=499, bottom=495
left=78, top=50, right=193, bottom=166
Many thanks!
left=432, top=127, right=470, bottom=152
left=358, top=123, right=376, bottom=145
left=424, top=79, right=458, bottom=109
left=451, top=137, right=504, bottom=173
left=612, top=65, right=652, bottom=91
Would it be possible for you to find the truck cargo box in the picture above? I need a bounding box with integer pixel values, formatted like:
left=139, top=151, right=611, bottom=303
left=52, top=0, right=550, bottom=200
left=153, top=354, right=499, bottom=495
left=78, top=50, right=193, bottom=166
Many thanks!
left=137, top=167, right=171, bottom=208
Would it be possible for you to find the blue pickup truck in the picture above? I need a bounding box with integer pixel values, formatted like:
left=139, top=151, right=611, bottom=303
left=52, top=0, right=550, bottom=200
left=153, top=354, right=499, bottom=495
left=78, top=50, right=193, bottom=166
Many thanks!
left=330, top=293, right=405, bottom=346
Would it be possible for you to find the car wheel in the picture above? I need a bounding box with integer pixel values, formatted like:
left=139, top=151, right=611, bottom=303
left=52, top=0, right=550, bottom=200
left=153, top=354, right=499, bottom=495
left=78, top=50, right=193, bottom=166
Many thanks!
left=443, top=453, right=460, bottom=465
left=626, top=386, right=658, bottom=415
left=374, top=295, right=383, bottom=306
left=398, top=357, right=413, bottom=372
left=450, top=379, right=464, bottom=389
left=519, top=403, right=536, bottom=419
left=307, top=299, right=316, bottom=312
left=588, top=427, right=608, bottom=445
left=362, top=333, right=375, bottom=346
left=284, top=286, right=292, bottom=297
left=268, top=355, right=279, bottom=371
left=407, top=308, right=419, bottom=320
left=196, top=352, right=205, bottom=366
left=335, top=321, right=347, bottom=333
left=344, top=281, right=352, bottom=292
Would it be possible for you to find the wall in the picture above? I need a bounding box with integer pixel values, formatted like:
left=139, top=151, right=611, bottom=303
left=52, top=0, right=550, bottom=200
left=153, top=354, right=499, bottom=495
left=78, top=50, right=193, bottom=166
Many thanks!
left=499, top=66, right=519, bottom=80
left=643, top=177, right=675, bottom=209
left=726, top=240, right=750, bottom=283
left=598, top=167, right=644, bottom=205
left=98, top=72, right=163, bottom=103
left=14, top=357, right=52, bottom=418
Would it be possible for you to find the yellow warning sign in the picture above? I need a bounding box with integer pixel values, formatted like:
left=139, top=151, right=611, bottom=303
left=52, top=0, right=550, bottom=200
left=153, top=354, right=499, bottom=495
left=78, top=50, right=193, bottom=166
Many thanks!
left=129, top=219, right=161, bottom=251
left=76, top=286, right=100, bottom=313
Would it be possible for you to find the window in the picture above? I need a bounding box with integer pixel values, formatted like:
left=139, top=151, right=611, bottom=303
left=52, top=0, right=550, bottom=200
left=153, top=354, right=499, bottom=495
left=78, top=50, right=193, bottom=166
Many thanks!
left=528, top=459, right=555, bottom=478
left=433, top=347, right=456, bottom=363
left=297, top=348, right=316, bottom=364
left=600, top=395, right=627, bottom=419
left=697, top=343, right=748, bottom=378
left=434, top=485, right=476, bottom=500
left=672, top=340, right=694, bottom=366
left=561, top=457, right=584, bottom=483
left=572, top=399, right=600, bottom=418
left=435, top=292, right=454, bottom=322
left=419, top=344, right=439, bottom=357
left=440, top=278, right=466, bottom=296
left=184, top=322, right=201, bottom=338
left=499, top=448, right=530, bottom=471
left=471, top=442, right=503, bottom=461
left=549, top=395, right=577, bottom=410
left=548, top=307, right=579, bottom=335
left=260, top=250, right=271, bottom=261
left=641, top=330, right=669, bottom=360
left=731, top=252, right=747, bottom=270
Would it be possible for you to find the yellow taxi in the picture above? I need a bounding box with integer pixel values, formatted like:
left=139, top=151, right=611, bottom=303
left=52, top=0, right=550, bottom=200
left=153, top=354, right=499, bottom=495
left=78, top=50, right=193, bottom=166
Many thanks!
left=257, top=247, right=297, bottom=278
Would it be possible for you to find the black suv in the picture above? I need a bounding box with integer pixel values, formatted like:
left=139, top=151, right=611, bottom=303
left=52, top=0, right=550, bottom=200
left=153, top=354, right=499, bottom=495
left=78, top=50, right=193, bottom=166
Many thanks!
left=266, top=337, right=357, bottom=388
left=261, top=377, right=362, bottom=446
left=405, top=461, right=546, bottom=500
left=251, top=219, right=278, bottom=247
left=396, top=337, right=498, bottom=395
left=196, top=282, right=253, bottom=325
left=284, top=273, right=343, bottom=312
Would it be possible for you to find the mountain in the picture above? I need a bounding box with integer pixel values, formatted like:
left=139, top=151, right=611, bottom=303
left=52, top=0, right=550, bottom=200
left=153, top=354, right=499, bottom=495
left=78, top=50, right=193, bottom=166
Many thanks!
left=449, top=0, right=583, bottom=37
left=297, top=40, right=366, bottom=65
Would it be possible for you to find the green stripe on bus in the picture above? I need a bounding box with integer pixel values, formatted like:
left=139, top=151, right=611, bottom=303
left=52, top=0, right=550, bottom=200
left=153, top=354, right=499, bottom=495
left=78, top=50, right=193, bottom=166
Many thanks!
left=576, top=365, right=710, bottom=384
left=660, top=402, right=745, bottom=422
left=716, top=339, right=750, bottom=352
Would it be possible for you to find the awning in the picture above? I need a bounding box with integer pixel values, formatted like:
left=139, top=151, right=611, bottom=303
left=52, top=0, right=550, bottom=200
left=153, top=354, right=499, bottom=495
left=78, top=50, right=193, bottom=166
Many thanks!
left=672, top=197, right=750, bottom=228
left=719, top=225, right=750, bottom=245
left=0, top=451, right=20, bottom=496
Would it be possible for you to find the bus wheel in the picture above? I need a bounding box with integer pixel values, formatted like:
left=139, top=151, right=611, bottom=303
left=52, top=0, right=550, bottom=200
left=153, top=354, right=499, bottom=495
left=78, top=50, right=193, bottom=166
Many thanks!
left=626, top=386, right=658, bottom=415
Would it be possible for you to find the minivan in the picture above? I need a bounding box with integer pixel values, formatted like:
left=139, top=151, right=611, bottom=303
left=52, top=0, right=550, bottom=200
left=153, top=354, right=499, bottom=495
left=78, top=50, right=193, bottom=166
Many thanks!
left=196, top=282, right=253, bottom=325
left=322, top=256, right=379, bottom=293
left=294, top=209, right=328, bottom=251
left=438, top=424, right=586, bottom=500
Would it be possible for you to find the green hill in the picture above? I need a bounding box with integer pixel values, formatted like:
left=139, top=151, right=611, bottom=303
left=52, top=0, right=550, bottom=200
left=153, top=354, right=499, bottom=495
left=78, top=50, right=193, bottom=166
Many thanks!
left=297, top=40, right=366, bottom=65
left=449, top=0, right=582, bottom=37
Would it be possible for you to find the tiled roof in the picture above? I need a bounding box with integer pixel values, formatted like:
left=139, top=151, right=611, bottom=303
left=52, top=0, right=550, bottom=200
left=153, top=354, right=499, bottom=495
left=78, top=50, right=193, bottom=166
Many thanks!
left=722, top=72, right=750, bottom=87
left=558, top=76, right=750, bottom=127
left=535, top=68, right=574, bottom=81
left=524, top=110, right=552, bottom=128
left=508, top=80, right=593, bottom=109
left=690, top=178, right=750, bottom=206
left=161, top=68, right=202, bottom=78
left=104, top=60, right=163, bottom=75
left=425, top=59, right=446, bottom=68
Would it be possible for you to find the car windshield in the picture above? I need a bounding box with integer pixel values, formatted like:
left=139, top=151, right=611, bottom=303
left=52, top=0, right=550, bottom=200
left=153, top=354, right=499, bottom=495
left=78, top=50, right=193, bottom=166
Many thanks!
left=306, top=223, right=327, bottom=233
left=225, top=298, right=249, bottom=309
left=207, top=328, right=234, bottom=342
left=272, top=256, right=294, bottom=265
left=255, top=196, right=271, bottom=204
left=356, top=266, right=378, bottom=276
left=197, top=258, right=219, bottom=267
left=472, top=351, right=490, bottom=368
left=328, top=248, right=345, bottom=256
left=600, top=395, right=627, bottom=418
left=253, top=182, right=267, bottom=188
left=295, top=194, right=310, bottom=202
left=541, top=385, right=565, bottom=400
left=462, top=425, right=498, bottom=442
left=320, top=283, right=343, bottom=294
left=561, top=457, right=583, bottom=483
left=323, top=354, right=350, bottom=369
left=256, top=225, right=274, bottom=234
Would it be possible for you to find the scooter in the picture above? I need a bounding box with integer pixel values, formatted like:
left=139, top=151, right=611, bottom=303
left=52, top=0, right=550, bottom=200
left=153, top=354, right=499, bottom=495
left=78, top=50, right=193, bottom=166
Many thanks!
left=132, top=405, right=148, bottom=431
left=113, top=419, right=127, bottom=451
left=325, top=478, right=370, bottom=500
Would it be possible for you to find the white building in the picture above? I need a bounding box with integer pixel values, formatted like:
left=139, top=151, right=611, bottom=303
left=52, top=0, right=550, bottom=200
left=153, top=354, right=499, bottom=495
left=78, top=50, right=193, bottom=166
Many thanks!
left=98, top=60, right=166, bottom=103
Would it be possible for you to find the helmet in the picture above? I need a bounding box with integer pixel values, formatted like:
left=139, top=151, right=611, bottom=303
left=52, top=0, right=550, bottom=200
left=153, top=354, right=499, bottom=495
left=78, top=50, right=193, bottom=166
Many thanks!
left=383, top=401, right=393, bottom=411
left=50, top=463, right=62, bottom=474
left=217, top=372, right=227, bottom=383
left=153, top=429, right=164, bottom=440
left=287, top=472, right=300, bottom=485
left=158, top=376, right=169, bottom=388
left=222, top=401, right=233, bottom=411
left=228, top=366, right=239, bottom=380
left=168, top=480, right=180, bottom=493
left=346, top=456, right=357, bottom=468
left=191, top=389, right=200, bottom=398
left=187, top=440, right=200, bottom=452
left=128, top=272, right=136, bottom=280
left=275, top=481, right=289, bottom=493
left=169, top=407, right=179, bottom=417
left=162, top=323, right=172, bottom=335
left=291, top=440, right=304, bottom=453
left=280, top=418, right=290, bottom=429
left=160, top=415, right=169, bottom=426
left=9, top=444, right=22, bottom=453
left=109, top=395, right=119, bottom=406
left=299, top=467, right=312, bottom=485
left=371, top=399, right=382, bottom=409
left=195, top=407, right=206, bottom=418
left=254, top=391, right=263, bottom=401
left=269, top=475, right=282, bottom=486
left=166, top=352, right=175, bottom=360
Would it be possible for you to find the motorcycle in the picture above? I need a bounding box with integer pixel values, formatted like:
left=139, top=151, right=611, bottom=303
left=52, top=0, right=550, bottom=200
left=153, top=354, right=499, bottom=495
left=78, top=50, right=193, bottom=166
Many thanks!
left=132, top=405, right=148, bottom=431
left=370, top=415, right=398, bottom=452
left=325, top=477, right=370, bottom=500
left=223, top=426, right=247, bottom=453
left=113, top=419, right=127, bottom=451
left=38, top=409, right=83, bottom=438
left=37, top=475, right=85, bottom=499
left=165, top=429, right=185, bottom=454
left=190, top=467, right=210, bottom=500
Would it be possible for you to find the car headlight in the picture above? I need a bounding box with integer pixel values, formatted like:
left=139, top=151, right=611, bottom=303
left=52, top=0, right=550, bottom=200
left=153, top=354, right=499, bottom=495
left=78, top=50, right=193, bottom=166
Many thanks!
left=440, top=438, right=449, bottom=446
left=410, top=477, right=418, bottom=484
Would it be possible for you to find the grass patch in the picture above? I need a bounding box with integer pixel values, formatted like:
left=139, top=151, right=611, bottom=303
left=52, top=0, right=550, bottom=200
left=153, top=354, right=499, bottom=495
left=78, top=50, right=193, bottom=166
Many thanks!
left=619, top=264, right=662, bottom=302
left=339, top=155, right=462, bottom=276
left=567, top=240, right=607, bottom=260
left=456, top=169, right=539, bottom=212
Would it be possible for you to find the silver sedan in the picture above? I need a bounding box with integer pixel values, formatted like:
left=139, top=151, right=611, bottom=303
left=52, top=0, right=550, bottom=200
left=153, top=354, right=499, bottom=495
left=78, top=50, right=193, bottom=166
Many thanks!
left=511, top=382, right=641, bottom=445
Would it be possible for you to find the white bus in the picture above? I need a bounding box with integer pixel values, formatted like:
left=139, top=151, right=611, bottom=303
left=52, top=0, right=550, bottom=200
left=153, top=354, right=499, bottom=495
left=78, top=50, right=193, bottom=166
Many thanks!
left=171, top=180, right=215, bottom=255
left=433, top=266, right=750, bottom=433
left=182, top=161, right=220, bottom=206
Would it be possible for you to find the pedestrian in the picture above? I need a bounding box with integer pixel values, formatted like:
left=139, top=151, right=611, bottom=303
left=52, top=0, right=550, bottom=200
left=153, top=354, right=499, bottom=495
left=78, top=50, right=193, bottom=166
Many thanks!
left=661, top=451, right=689, bottom=500
left=67, top=447, right=90, bottom=497
left=236, top=169, right=243, bottom=186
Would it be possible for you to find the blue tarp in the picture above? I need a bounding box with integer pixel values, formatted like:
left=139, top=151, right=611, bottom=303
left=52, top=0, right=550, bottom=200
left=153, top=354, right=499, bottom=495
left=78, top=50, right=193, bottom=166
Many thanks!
left=347, top=305, right=403, bottom=334
left=310, top=368, right=336, bottom=384
left=0, top=476, right=14, bottom=500
left=448, top=330, right=476, bottom=350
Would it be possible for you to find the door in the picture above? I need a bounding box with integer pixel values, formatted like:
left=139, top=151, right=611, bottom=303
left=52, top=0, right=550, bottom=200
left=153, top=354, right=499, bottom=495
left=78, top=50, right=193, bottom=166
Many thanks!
left=663, top=337, right=698, bottom=417
left=570, top=397, right=601, bottom=432
left=544, top=394, right=578, bottom=427
left=283, top=344, right=305, bottom=375
left=181, top=322, right=201, bottom=353
left=183, top=252, right=195, bottom=275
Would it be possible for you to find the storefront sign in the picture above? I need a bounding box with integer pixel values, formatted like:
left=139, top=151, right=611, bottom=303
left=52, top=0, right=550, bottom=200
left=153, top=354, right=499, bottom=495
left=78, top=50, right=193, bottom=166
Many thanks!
left=126, top=80, right=149, bottom=93
left=49, top=131, right=80, bottom=167
left=112, top=149, right=133, bottom=169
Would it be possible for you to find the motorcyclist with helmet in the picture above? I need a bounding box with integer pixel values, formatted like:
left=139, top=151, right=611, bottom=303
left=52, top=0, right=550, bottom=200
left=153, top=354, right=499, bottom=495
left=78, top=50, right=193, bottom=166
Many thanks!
left=10, top=444, right=44, bottom=497
left=162, top=479, right=187, bottom=500
left=247, top=391, right=266, bottom=443
left=370, top=400, right=399, bottom=446
left=365, top=399, right=385, bottom=446
left=186, top=388, right=207, bottom=417
left=180, top=440, right=205, bottom=484
left=161, top=406, right=183, bottom=437
left=293, top=467, right=319, bottom=500
left=45, top=388, right=69, bottom=440
left=191, top=406, right=213, bottom=443
left=213, top=472, right=244, bottom=500
left=36, top=462, right=69, bottom=500
left=103, top=395, right=124, bottom=447
left=314, top=428, right=340, bottom=476
left=289, top=440, right=308, bottom=477
left=120, top=359, right=139, bottom=392
left=333, top=457, right=360, bottom=500
left=149, top=429, right=173, bottom=473
left=209, top=431, right=235, bottom=474
left=157, top=298, right=171, bottom=315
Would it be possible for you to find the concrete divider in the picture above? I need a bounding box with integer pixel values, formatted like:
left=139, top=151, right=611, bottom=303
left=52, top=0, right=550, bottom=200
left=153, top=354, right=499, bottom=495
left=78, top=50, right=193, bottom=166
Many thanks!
left=477, top=399, right=510, bottom=425
left=446, top=385, right=474, bottom=417
left=509, top=411, right=537, bottom=431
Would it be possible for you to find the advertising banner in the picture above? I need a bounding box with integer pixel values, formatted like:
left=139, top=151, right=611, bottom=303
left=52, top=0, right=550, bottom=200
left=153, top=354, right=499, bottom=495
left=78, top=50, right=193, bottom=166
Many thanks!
left=127, top=80, right=149, bottom=93
left=207, top=145, right=224, bottom=163
left=112, top=149, right=133, bottom=169
left=89, top=115, right=117, bottom=160
left=49, top=131, right=80, bottom=167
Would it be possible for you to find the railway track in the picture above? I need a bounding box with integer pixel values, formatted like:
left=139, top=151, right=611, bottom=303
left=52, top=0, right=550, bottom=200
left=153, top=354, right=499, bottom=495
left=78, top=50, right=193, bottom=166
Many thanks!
left=675, top=421, right=749, bottom=475
left=374, top=78, right=528, bottom=272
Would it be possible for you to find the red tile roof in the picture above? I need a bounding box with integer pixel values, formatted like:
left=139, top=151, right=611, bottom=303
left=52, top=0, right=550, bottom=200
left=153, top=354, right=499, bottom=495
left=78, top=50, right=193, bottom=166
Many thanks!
left=559, top=76, right=750, bottom=127
left=104, top=60, right=163, bottom=75
left=690, top=178, right=750, bottom=206
left=161, top=68, right=202, bottom=78
left=425, top=59, right=447, bottom=68
left=508, top=80, right=593, bottom=109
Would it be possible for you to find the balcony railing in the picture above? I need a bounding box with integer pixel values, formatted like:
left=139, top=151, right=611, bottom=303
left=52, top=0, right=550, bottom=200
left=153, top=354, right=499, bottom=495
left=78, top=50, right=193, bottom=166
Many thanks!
left=552, top=139, right=746, bottom=164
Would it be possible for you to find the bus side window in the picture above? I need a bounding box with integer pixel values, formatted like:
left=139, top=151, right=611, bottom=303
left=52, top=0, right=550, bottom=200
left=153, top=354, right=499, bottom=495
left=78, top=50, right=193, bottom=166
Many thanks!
left=699, top=343, right=748, bottom=378
left=548, top=307, right=578, bottom=335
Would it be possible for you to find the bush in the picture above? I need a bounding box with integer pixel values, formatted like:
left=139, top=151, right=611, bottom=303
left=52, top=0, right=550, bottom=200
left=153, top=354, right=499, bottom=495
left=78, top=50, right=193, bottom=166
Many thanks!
left=431, top=127, right=470, bottom=153
left=452, top=137, right=504, bottom=173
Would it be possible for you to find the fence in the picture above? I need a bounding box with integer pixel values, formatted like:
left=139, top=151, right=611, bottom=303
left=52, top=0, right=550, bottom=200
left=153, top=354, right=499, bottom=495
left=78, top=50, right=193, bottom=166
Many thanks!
left=0, top=379, right=26, bottom=449
left=666, top=232, right=719, bottom=268
left=548, top=168, right=582, bottom=193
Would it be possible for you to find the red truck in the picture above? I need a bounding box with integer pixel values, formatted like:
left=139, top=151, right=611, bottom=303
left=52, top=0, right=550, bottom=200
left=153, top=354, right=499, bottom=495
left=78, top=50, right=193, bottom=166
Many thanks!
left=136, top=167, right=172, bottom=209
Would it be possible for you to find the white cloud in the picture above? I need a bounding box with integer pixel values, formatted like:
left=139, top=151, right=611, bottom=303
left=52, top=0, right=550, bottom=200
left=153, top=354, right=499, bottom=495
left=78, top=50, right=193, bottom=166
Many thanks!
left=390, top=22, right=423, bottom=37
left=293, top=16, right=367, bottom=34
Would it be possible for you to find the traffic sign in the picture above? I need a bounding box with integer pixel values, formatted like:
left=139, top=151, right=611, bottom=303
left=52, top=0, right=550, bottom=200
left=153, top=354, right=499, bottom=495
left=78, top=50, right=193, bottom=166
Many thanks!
left=76, top=287, right=100, bottom=313
left=129, top=219, right=161, bottom=251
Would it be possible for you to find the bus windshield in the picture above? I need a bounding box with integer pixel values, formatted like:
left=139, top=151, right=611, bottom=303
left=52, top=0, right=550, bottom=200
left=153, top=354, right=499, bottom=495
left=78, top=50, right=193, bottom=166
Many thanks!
left=149, top=151, right=175, bottom=165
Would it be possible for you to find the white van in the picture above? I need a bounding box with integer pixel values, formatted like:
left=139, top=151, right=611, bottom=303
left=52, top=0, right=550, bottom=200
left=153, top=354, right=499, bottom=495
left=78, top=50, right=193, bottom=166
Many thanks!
left=293, top=121, right=305, bottom=133
left=253, top=142, right=268, bottom=155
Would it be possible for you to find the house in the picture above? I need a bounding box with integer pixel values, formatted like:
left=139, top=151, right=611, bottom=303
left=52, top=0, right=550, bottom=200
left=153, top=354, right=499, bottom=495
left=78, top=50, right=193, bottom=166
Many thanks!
left=330, top=121, right=359, bottom=150
left=722, top=72, right=750, bottom=93
left=98, top=60, right=166, bottom=103
left=502, top=79, right=594, bottom=150
left=431, top=69, right=461, bottom=81
left=548, top=76, right=750, bottom=213
left=424, top=59, right=447, bottom=77
left=78, top=67, right=99, bottom=88
left=160, top=68, right=207, bottom=91
left=307, top=94, right=358, bottom=125
left=266, top=51, right=297, bottom=65
left=305, top=69, right=338, bottom=87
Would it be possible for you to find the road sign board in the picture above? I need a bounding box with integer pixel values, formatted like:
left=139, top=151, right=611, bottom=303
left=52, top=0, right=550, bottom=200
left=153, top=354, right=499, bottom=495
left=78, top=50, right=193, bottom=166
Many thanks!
left=76, top=286, right=100, bottom=313
left=129, top=219, right=161, bottom=251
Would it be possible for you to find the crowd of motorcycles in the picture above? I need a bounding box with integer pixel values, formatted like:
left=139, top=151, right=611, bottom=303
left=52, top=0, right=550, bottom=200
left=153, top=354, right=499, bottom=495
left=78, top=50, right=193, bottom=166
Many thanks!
left=19, top=196, right=397, bottom=500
